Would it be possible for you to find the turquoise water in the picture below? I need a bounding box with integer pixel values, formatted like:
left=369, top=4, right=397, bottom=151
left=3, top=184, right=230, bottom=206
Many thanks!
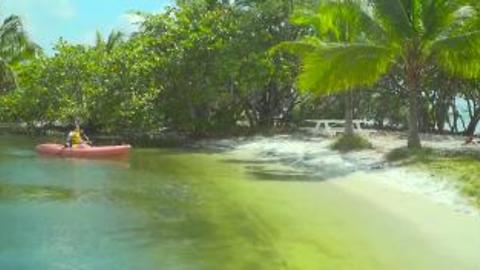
left=0, top=136, right=479, bottom=270
left=455, top=98, right=480, bottom=133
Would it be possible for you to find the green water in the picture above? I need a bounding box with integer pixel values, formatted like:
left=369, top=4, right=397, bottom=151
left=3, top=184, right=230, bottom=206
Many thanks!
left=0, top=136, right=479, bottom=270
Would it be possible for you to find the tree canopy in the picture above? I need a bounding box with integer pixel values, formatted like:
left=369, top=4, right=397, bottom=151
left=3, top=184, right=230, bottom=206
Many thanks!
left=278, top=0, right=480, bottom=148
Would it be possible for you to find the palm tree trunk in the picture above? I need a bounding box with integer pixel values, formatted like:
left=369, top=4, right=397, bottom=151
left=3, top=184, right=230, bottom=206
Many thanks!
left=344, top=91, right=354, bottom=137
left=407, top=86, right=421, bottom=148
left=405, top=58, right=422, bottom=148
left=465, top=109, right=480, bottom=136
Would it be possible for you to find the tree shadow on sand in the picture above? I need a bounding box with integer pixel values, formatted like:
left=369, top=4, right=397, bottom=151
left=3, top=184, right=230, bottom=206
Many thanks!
left=224, top=157, right=356, bottom=182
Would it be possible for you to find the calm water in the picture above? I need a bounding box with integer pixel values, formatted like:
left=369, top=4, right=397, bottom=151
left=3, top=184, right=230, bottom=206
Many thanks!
left=0, top=136, right=479, bottom=270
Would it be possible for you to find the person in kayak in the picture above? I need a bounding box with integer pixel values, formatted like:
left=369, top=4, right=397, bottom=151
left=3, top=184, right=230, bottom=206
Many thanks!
left=66, top=124, right=91, bottom=148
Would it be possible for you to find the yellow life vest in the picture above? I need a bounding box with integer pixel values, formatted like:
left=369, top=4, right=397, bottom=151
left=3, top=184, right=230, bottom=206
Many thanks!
left=71, top=129, right=82, bottom=145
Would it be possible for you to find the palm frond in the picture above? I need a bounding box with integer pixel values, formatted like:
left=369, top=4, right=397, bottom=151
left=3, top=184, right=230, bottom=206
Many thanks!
left=430, top=30, right=480, bottom=78
left=0, top=15, right=41, bottom=64
left=9, top=41, right=42, bottom=64
left=420, top=0, right=462, bottom=42
left=298, top=43, right=395, bottom=93
left=271, top=36, right=323, bottom=57
left=0, top=15, right=27, bottom=58
left=437, top=4, right=478, bottom=39
left=293, top=1, right=387, bottom=43
left=95, top=30, right=105, bottom=48
left=0, top=15, right=24, bottom=39
left=106, top=30, right=124, bottom=51
left=370, top=0, right=413, bottom=40
left=290, top=9, right=322, bottom=32
left=318, top=0, right=387, bottom=43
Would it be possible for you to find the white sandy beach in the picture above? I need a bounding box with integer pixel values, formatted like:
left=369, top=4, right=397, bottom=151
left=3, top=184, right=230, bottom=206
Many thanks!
left=202, top=132, right=480, bottom=217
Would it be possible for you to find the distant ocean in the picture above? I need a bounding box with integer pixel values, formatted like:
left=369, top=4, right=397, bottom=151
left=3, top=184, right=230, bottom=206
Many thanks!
left=455, top=98, right=479, bottom=134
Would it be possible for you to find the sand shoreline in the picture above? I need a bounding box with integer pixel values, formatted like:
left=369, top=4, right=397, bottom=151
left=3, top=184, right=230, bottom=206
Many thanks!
left=198, top=132, right=479, bottom=217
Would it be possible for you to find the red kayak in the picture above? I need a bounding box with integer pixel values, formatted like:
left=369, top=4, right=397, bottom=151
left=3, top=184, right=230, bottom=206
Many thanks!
left=36, top=143, right=131, bottom=158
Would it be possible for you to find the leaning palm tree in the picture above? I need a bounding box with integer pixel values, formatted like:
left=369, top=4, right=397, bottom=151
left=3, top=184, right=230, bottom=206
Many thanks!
left=0, top=15, right=40, bottom=93
left=280, top=0, right=480, bottom=148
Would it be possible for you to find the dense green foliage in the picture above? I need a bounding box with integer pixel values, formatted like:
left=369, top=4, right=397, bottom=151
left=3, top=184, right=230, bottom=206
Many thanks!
left=1, top=0, right=315, bottom=135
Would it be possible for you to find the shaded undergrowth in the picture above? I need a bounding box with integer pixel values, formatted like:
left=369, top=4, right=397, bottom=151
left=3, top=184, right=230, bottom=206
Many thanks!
left=330, top=134, right=373, bottom=153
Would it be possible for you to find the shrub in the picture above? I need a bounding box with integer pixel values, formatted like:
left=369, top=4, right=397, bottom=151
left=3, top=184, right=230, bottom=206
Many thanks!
left=386, top=147, right=436, bottom=163
left=331, top=134, right=373, bottom=152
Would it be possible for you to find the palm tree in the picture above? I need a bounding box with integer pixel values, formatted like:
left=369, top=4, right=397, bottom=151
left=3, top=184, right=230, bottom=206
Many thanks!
left=0, top=15, right=40, bottom=93
left=278, top=1, right=368, bottom=136
left=280, top=0, right=480, bottom=148
left=94, top=30, right=124, bottom=52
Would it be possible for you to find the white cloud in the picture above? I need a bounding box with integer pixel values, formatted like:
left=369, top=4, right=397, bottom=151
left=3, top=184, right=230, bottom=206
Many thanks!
left=82, top=13, right=143, bottom=45
left=78, top=13, right=144, bottom=47
left=121, top=13, right=145, bottom=25
left=116, top=13, right=146, bottom=34
left=52, top=0, right=76, bottom=19
left=2, top=0, right=76, bottom=20
left=0, top=0, right=170, bottom=53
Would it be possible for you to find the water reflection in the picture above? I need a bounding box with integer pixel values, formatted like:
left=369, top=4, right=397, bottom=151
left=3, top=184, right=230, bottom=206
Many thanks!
left=37, top=155, right=131, bottom=169
left=0, top=183, right=78, bottom=201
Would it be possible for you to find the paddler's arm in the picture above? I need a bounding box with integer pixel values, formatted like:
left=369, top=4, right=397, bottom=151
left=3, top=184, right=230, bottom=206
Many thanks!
left=82, top=132, right=92, bottom=145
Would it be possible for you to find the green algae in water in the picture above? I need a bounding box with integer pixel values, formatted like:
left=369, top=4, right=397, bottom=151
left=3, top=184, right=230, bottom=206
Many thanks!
left=0, top=136, right=479, bottom=270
